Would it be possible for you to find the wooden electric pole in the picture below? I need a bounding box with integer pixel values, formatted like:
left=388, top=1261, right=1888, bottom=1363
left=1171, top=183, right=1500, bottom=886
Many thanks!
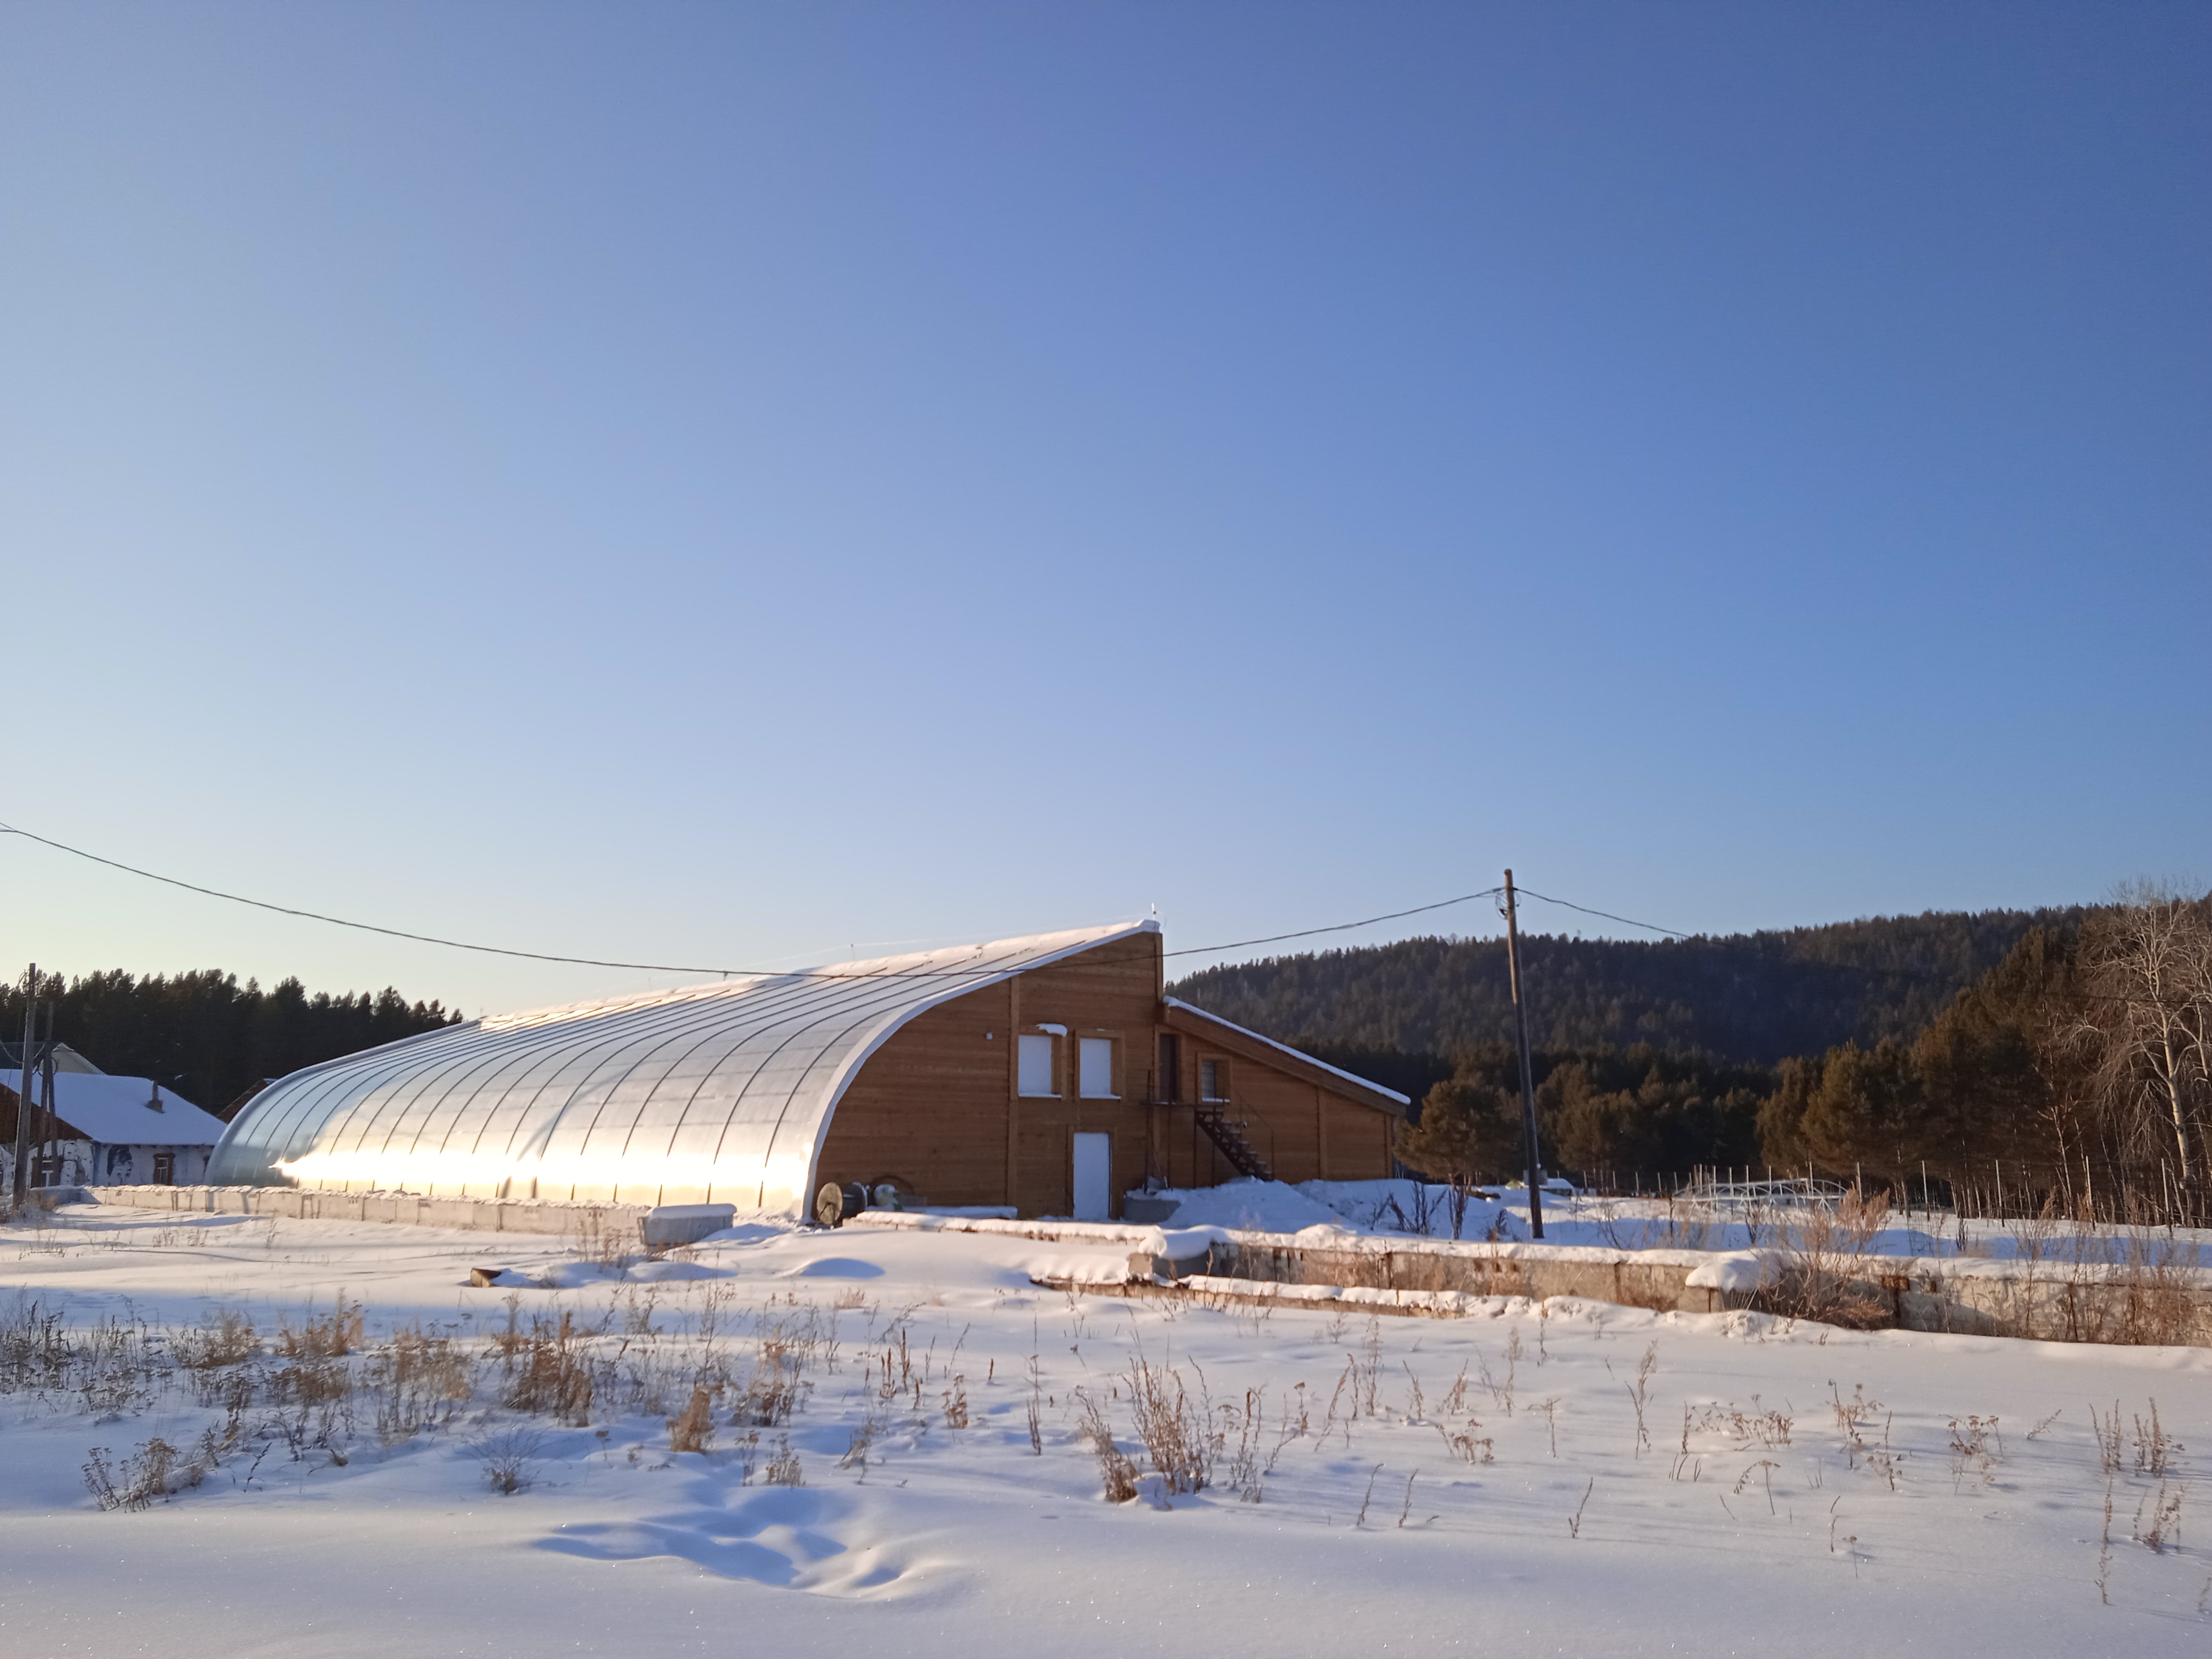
left=10, top=963, right=33, bottom=1211
left=1503, top=873, right=1543, bottom=1239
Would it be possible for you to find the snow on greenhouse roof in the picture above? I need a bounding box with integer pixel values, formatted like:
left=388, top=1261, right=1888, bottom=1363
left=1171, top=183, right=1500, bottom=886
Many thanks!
left=208, top=922, right=1158, bottom=1214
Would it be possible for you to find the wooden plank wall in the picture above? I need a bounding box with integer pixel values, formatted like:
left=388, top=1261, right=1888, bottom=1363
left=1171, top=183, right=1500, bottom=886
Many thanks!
left=816, top=934, right=1395, bottom=1218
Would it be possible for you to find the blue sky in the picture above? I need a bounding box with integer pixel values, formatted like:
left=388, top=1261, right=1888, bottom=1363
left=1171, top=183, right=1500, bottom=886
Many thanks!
left=3, top=3, right=2206, bottom=1017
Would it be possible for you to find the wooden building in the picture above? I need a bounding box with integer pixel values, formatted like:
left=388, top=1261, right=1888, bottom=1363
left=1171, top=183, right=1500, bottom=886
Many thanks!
left=819, top=926, right=1405, bottom=1219
left=210, top=921, right=1408, bottom=1221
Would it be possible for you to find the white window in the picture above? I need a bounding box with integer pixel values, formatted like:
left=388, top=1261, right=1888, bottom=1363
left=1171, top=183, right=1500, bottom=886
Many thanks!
left=1018, top=1033, right=1057, bottom=1097
left=1079, top=1037, right=1116, bottom=1099
left=1200, top=1059, right=1228, bottom=1101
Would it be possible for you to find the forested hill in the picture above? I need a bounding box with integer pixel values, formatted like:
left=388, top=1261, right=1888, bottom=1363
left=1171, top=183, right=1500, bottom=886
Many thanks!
left=1168, top=907, right=2085, bottom=1068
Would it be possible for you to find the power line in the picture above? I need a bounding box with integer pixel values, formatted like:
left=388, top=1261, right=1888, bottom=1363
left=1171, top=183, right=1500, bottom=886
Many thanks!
left=1162, top=889, right=1504, bottom=959
left=3, top=820, right=2177, bottom=1013
left=0, top=822, right=757, bottom=977
left=0, top=820, right=1494, bottom=981
left=1512, top=886, right=1693, bottom=940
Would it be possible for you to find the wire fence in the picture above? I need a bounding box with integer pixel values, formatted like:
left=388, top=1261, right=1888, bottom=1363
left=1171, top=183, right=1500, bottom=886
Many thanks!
left=1565, top=1159, right=2208, bottom=1231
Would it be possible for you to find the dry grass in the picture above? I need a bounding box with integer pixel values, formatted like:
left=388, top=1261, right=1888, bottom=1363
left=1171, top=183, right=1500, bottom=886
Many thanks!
left=616, top=1285, right=660, bottom=1337
left=2097, top=1477, right=2115, bottom=1603
left=173, top=1308, right=257, bottom=1369
left=1947, top=1414, right=2002, bottom=1489
left=1124, top=1354, right=1211, bottom=1495
left=2132, top=1399, right=2179, bottom=1476
left=276, top=1298, right=363, bottom=1360
left=502, top=1311, right=595, bottom=1425
left=1436, top=1418, right=1494, bottom=1464
left=763, top=1434, right=803, bottom=1487
left=367, top=1327, right=472, bottom=1444
left=0, top=1296, right=70, bottom=1393
left=270, top=1342, right=351, bottom=1407
left=667, top=1385, right=717, bottom=1454
left=472, top=1429, right=546, bottom=1495
left=839, top=1414, right=876, bottom=1474
left=1762, top=1208, right=1889, bottom=1329
left=567, top=1209, right=638, bottom=1276
left=1693, top=1399, right=1793, bottom=1450
left=734, top=1346, right=804, bottom=1427
left=81, top=1434, right=215, bottom=1510
left=1567, top=1477, right=1594, bottom=1539
left=2091, top=1401, right=2126, bottom=1475
left=1616, top=1342, right=1657, bottom=1456
left=2106, top=1263, right=2202, bottom=1346
left=2134, top=1480, right=2185, bottom=1553
left=6, top=1281, right=869, bottom=1518
left=1076, top=1388, right=1139, bottom=1503
left=1829, top=1383, right=1881, bottom=1469
left=1440, top=1362, right=1470, bottom=1416
left=1218, top=1387, right=1266, bottom=1502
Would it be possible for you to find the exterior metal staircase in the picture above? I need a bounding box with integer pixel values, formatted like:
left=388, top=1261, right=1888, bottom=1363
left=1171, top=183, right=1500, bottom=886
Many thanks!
left=1192, top=1101, right=1273, bottom=1182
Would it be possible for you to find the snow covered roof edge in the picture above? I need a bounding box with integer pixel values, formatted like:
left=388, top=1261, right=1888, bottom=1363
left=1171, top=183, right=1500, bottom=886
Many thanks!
left=1161, top=997, right=1412, bottom=1109
left=482, top=919, right=1162, bottom=1035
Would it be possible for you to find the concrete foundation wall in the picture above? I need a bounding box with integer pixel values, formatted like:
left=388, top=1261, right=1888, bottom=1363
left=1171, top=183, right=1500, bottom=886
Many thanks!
left=1813, top=1259, right=2212, bottom=1346
left=1197, top=1237, right=2212, bottom=1346
left=1205, top=1237, right=1740, bottom=1314
left=89, top=1184, right=649, bottom=1239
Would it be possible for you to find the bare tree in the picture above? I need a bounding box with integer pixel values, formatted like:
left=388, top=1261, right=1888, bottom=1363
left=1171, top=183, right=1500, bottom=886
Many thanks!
left=2069, top=885, right=2212, bottom=1203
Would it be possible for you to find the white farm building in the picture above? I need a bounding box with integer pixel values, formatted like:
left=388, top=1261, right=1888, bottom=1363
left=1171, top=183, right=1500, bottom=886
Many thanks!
left=2, top=1068, right=228, bottom=1191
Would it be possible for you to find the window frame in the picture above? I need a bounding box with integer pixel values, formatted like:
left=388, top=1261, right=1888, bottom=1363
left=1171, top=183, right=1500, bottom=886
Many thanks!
left=1077, top=1034, right=1119, bottom=1101
left=1017, top=1030, right=1061, bottom=1099
left=1199, top=1055, right=1231, bottom=1102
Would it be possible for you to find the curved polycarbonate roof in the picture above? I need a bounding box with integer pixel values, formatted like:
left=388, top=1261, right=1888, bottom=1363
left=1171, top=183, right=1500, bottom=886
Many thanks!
left=208, top=921, right=1156, bottom=1214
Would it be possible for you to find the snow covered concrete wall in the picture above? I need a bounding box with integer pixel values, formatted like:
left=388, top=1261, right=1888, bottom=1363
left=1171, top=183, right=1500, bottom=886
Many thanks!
left=1789, top=1252, right=2212, bottom=1345
left=856, top=1209, right=2212, bottom=1344
left=1206, top=1234, right=1752, bottom=1314
left=849, top=1212, right=1756, bottom=1313
left=1200, top=1234, right=2212, bottom=1345
left=89, top=1184, right=652, bottom=1239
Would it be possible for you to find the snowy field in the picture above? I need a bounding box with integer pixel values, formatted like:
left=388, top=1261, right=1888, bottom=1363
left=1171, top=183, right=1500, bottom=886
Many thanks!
left=3, top=1200, right=2209, bottom=1658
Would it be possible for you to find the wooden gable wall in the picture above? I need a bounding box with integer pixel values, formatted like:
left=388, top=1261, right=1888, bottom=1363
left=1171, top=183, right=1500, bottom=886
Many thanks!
left=816, top=934, right=1399, bottom=1218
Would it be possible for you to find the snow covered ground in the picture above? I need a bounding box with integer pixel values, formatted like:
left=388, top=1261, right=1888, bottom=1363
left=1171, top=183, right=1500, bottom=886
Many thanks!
left=3, top=1199, right=2209, bottom=1657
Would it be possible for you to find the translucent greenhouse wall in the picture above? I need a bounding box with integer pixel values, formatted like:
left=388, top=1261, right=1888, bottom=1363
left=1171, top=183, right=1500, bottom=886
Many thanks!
left=208, top=923, right=1153, bottom=1216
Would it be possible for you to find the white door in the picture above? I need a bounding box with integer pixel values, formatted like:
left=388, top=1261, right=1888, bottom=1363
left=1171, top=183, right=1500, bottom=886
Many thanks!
left=1071, top=1133, right=1111, bottom=1222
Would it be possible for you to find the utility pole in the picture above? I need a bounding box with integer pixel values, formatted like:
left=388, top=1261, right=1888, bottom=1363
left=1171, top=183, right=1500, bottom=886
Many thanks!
left=10, top=963, right=33, bottom=1212
left=1503, top=873, right=1543, bottom=1240
left=38, top=1011, right=56, bottom=1189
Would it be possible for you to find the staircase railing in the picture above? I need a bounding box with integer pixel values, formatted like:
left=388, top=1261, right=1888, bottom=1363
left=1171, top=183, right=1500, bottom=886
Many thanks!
left=1141, top=1070, right=1276, bottom=1183
left=1191, top=1100, right=1272, bottom=1181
